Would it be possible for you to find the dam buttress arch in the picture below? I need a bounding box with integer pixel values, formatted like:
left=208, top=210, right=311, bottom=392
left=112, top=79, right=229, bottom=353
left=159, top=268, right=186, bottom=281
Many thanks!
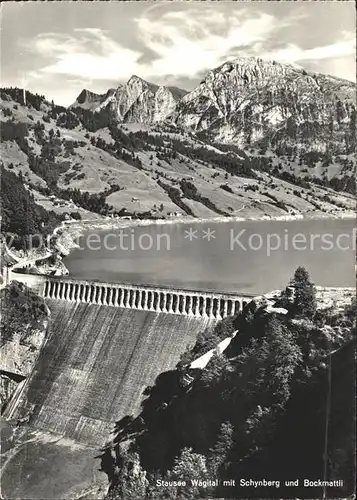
left=41, top=277, right=253, bottom=320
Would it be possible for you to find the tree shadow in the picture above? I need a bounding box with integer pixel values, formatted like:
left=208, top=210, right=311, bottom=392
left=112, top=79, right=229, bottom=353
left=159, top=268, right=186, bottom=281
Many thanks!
left=94, top=446, right=118, bottom=484
left=95, top=368, right=191, bottom=478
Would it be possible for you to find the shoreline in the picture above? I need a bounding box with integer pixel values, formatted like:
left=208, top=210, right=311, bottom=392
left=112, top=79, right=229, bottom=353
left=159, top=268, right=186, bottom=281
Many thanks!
left=8, top=209, right=355, bottom=279
left=57, top=208, right=357, bottom=254
left=123, top=210, right=356, bottom=228
left=61, top=208, right=356, bottom=234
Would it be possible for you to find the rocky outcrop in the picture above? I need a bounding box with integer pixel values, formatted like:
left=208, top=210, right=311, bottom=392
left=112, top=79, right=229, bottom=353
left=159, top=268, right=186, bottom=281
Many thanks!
left=0, top=324, right=48, bottom=377
left=0, top=282, right=50, bottom=411
left=72, top=76, right=187, bottom=123
left=170, top=57, right=356, bottom=152
left=0, top=374, right=18, bottom=410
left=241, top=289, right=289, bottom=317
left=72, top=88, right=116, bottom=112
left=71, top=58, right=355, bottom=153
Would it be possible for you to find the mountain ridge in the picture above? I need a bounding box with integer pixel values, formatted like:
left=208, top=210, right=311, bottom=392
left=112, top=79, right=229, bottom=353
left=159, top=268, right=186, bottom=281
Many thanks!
left=170, top=57, right=355, bottom=153
left=70, top=57, right=356, bottom=156
left=0, top=56, right=355, bottom=226
left=71, top=75, right=188, bottom=124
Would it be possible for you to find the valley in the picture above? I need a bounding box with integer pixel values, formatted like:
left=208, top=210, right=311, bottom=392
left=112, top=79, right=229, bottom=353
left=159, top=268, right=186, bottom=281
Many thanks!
left=1, top=57, right=355, bottom=230
left=0, top=52, right=355, bottom=500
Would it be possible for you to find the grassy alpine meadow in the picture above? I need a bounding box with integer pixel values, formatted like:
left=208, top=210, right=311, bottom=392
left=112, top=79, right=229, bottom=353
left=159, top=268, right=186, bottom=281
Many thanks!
left=12, top=300, right=216, bottom=446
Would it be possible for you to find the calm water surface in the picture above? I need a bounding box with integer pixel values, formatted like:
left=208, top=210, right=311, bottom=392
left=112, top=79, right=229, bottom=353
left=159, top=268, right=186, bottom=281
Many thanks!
left=64, top=219, right=355, bottom=295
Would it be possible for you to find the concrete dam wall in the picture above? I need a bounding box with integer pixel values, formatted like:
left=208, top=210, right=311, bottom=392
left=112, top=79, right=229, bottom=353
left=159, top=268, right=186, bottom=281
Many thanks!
left=11, top=300, right=216, bottom=447
left=8, top=273, right=252, bottom=447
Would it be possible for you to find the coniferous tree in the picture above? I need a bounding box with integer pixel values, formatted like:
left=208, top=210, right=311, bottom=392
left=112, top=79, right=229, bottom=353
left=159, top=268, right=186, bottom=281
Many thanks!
left=290, top=266, right=317, bottom=319
left=207, top=421, right=234, bottom=475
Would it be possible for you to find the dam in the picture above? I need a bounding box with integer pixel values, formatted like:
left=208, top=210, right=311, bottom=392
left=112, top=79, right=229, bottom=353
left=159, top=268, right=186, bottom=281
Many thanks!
left=43, top=278, right=252, bottom=319
left=1, top=271, right=255, bottom=499
left=6, top=272, right=254, bottom=448
left=8, top=301, right=217, bottom=447
left=10, top=271, right=254, bottom=319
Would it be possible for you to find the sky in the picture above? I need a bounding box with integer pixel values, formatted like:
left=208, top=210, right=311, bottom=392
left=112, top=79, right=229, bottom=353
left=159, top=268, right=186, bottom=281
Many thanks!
left=1, top=1, right=356, bottom=106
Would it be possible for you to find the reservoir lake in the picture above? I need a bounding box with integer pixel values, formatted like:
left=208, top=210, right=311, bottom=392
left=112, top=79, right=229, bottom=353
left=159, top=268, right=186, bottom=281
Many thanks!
left=64, top=218, right=355, bottom=295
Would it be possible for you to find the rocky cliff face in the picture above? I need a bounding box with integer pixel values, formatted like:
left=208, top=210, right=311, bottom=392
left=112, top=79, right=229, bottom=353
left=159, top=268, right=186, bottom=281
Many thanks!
left=0, top=282, right=50, bottom=412
left=72, top=88, right=116, bottom=112
left=170, top=57, right=356, bottom=152
left=71, top=58, right=355, bottom=153
left=72, top=76, right=187, bottom=124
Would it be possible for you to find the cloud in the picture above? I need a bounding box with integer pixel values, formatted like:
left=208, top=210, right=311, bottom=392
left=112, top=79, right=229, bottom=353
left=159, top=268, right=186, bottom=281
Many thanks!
left=261, top=34, right=356, bottom=64
left=23, top=29, right=142, bottom=81
left=134, top=8, right=285, bottom=78
left=22, top=8, right=294, bottom=84
left=21, top=9, right=355, bottom=90
left=136, top=8, right=355, bottom=77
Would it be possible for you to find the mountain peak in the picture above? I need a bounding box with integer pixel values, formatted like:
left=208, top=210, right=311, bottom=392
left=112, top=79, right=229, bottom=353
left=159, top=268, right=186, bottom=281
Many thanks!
left=172, top=56, right=355, bottom=150
left=76, top=88, right=100, bottom=104
left=69, top=75, right=187, bottom=123
left=203, top=56, right=297, bottom=84
left=128, top=74, right=143, bottom=81
left=127, top=74, right=148, bottom=85
left=71, top=88, right=114, bottom=110
left=127, top=75, right=159, bottom=93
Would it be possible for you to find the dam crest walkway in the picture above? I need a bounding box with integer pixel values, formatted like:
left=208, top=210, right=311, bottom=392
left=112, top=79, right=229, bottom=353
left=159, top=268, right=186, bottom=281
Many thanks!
left=12, top=271, right=255, bottom=320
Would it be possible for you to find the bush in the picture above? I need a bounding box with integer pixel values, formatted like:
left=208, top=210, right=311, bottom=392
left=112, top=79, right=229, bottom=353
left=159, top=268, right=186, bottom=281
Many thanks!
left=56, top=110, right=80, bottom=129
left=70, top=211, right=82, bottom=220
left=220, top=184, right=233, bottom=193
